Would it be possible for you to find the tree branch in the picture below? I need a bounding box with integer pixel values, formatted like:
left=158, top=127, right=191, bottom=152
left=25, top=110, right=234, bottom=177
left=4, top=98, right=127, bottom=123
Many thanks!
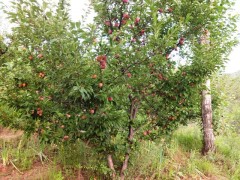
left=107, top=154, right=116, bottom=179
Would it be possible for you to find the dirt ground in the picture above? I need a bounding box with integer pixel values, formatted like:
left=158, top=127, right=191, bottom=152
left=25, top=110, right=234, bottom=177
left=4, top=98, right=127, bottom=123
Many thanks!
left=0, top=127, right=86, bottom=180
left=0, top=162, right=50, bottom=180
left=0, top=127, right=50, bottom=180
left=0, top=127, right=23, bottom=142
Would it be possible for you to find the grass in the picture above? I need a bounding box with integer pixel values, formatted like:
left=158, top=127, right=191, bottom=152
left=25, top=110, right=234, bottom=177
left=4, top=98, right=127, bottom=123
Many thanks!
left=0, top=124, right=239, bottom=179
left=126, top=124, right=240, bottom=179
left=172, top=125, right=203, bottom=151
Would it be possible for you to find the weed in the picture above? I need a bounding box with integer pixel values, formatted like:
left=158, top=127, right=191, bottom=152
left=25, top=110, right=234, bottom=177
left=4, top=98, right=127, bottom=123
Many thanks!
left=1, top=141, right=10, bottom=166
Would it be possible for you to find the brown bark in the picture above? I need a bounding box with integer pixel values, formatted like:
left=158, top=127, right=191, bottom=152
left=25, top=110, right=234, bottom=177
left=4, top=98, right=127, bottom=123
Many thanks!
left=120, top=154, right=130, bottom=180
left=120, top=96, right=138, bottom=180
left=202, top=80, right=215, bottom=155
left=200, top=24, right=215, bottom=155
left=107, top=154, right=116, bottom=179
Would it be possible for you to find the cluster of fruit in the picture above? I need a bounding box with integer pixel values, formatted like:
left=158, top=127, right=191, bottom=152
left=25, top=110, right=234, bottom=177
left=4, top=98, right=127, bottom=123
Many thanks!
left=96, top=55, right=107, bottom=69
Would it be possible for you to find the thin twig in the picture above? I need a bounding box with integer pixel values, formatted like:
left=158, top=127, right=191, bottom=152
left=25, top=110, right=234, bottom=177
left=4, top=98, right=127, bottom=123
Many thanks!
left=10, top=160, right=23, bottom=175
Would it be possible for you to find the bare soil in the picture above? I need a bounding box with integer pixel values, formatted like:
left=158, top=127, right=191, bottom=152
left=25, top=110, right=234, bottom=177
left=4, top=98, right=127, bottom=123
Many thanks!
left=0, top=127, right=23, bottom=143
left=0, top=162, right=50, bottom=180
left=0, top=127, right=86, bottom=180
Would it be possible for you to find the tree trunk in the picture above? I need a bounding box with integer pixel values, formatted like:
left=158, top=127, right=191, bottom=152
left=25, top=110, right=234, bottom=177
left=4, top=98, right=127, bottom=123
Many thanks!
left=120, top=95, right=138, bottom=180
left=107, top=154, right=116, bottom=179
left=202, top=79, right=215, bottom=155
left=200, top=23, right=215, bottom=155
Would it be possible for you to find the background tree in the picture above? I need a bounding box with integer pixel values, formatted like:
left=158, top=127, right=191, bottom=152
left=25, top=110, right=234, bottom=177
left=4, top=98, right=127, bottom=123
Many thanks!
left=0, top=35, right=7, bottom=58
left=200, top=27, right=215, bottom=155
left=0, top=0, right=237, bottom=178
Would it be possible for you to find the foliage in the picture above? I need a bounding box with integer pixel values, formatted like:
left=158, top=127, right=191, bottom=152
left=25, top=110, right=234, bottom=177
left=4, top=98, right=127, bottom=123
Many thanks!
left=0, top=0, right=238, bottom=177
left=0, top=103, right=24, bottom=130
left=212, top=73, right=240, bottom=134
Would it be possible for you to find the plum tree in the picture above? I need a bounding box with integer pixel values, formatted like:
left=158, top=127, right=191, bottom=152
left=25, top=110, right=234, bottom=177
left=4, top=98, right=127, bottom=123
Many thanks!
left=0, top=0, right=237, bottom=178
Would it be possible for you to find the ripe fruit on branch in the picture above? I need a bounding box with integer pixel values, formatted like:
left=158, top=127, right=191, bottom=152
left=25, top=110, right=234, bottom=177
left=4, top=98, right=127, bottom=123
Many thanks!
left=100, top=60, right=107, bottom=69
left=37, top=108, right=43, bottom=116
left=96, top=55, right=107, bottom=62
left=123, top=13, right=130, bottom=20
left=102, top=55, right=107, bottom=62
left=168, top=116, right=175, bottom=121
left=114, top=36, right=121, bottom=42
left=179, top=37, right=184, bottom=45
left=39, top=96, right=44, bottom=101
left=131, top=38, right=136, bottom=43
left=105, top=21, right=111, bottom=26
left=114, top=22, right=119, bottom=27
left=158, top=73, right=164, bottom=80
left=63, top=135, right=69, bottom=141
left=127, top=72, right=132, bottom=78
left=166, top=54, right=170, bottom=60
left=121, top=20, right=127, bottom=25
left=168, top=8, right=173, bottom=13
left=100, top=60, right=106, bottom=65
left=108, top=97, right=113, bottom=101
left=92, top=74, right=97, bottom=79
left=98, top=82, right=103, bottom=88
left=22, top=83, right=27, bottom=87
left=38, top=72, right=45, bottom=78
left=140, top=29, right=145, bottom=36
left=19, top=83, right=27, bottom=88
left=149, top=63, right=154, bottom=67
left=143, top=131, right=148, bottom=136
left=29, top=55, right=33, bottom=60
left=89, top=109, right=95, bottom=114
left=127, top=84, right=132, bottom=89
left=134, top=17, right=140, bottom=25
left=108, top=29, right=113, bottom=34
left=143, top=130, right=151, bottom=136
left=81, top=115, right=87, bottom=120
left=37, top=53, right=43, bottom=58
left=158, top=8, right=163, bottom=13
left=122, top=0, right=129, bottom=3
left=100, top=64, right=106, bottom=69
